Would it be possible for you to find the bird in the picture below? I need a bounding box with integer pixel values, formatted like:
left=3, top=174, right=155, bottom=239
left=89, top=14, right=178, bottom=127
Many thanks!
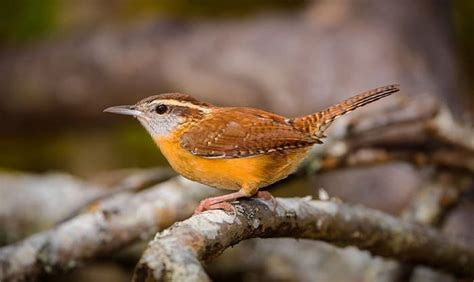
left=104, top=84, right=399, bottom=213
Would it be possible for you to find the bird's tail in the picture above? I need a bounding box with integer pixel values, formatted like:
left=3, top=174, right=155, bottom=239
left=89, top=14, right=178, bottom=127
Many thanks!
left=291, top=84, right=400, bottom=140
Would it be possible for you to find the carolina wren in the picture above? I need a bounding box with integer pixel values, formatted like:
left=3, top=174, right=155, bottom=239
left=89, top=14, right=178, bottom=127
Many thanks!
left=105, top=85, right=399, bottom=213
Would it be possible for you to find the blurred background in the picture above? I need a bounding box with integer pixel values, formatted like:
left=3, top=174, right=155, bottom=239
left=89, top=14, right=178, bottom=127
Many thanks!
left=0, top=1, right=473, bottom=281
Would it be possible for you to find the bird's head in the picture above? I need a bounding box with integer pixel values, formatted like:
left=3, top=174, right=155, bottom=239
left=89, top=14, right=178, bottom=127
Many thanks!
left=104, top=93, right=212, bottom=139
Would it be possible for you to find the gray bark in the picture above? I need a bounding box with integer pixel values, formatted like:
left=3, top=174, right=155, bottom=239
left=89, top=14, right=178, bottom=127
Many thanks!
left=134, top=197, right=474, bottom=281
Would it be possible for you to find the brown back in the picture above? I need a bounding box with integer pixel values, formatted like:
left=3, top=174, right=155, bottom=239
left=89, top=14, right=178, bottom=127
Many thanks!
left=180, top=85, right=399, bottom=159
left=180, top=108, right=318, bottom=159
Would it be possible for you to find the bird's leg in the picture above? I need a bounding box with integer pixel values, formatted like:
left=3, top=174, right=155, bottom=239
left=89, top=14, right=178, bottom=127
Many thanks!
left=194, top=190, right=248, bottom=214
left=194, top=189, right=278, bottom=214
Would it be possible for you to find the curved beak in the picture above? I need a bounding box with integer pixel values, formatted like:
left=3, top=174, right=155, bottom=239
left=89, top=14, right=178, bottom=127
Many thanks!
left=103, top=105, right=143, bottom=117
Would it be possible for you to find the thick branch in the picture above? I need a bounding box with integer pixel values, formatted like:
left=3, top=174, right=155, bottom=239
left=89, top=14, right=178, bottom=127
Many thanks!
left=59, top=167, right=175, bottom=223
left=0, top=172, right=104, bottom=245
left=134, top=197, right=474, bottom=281
left=0, top=177, right=219, bottom=281
left=0, top=168, right=174, bottom=244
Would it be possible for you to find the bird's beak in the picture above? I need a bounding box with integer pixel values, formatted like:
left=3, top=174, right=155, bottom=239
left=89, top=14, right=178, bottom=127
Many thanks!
left=103, top=105, right=143, bottom=117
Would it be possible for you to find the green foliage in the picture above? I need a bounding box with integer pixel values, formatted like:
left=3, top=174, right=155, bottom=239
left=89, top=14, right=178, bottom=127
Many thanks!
left=0, top=0, right=57, bottom=44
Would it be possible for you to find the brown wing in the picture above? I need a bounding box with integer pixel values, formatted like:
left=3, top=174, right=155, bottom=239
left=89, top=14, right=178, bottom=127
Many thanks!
left=180, top=108, right=318, bottom=159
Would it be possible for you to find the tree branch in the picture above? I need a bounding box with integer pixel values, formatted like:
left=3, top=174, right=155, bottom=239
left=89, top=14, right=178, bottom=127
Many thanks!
left=133, top=197, right=474, bottom=281
left=370, top=171, right=472, bottom=281
left=308, top=96, right=474, bottom=174
left=401, top=173, right=471, bottom=226
left=0, top=168, right=174, bottom=244
left=0, top=177, right=219, bottom=281
left=1, top=96, right=471, bottom=280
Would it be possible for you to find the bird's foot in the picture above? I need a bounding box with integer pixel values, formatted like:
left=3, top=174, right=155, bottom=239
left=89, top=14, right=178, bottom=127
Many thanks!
left=255, top=191, right=278, bottom=212
left=193, top=190, right=247, bottom=215
left=194, top=198, right=236, bottom=215
left=193, top=190, right=275, bottom=215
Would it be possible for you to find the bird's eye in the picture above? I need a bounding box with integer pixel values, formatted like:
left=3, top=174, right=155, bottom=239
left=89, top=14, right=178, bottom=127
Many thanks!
left=155, top=104, right=168, bottom=114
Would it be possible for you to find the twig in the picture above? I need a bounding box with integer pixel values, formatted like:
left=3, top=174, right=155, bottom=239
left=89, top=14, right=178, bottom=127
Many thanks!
left=402, top=173, right=471, bottom=225
left=307, top=96, right=474, bottom=174
left=370, top=172, right=472, bottom=281
left=0, top=177, right=219, bottom=281
left=133, top=197, right=474, bottom=281
left=59, top=167, right=175, bottom=223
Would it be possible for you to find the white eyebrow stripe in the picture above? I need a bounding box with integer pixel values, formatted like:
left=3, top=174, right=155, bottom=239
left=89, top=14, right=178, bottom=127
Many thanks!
left=149, top=99, right=211, bottom=113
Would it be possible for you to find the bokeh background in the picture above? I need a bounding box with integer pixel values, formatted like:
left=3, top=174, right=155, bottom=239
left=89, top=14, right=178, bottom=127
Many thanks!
left=1, top=0, right=473, bottom=176
left=1, top=1, right=473, bottom=281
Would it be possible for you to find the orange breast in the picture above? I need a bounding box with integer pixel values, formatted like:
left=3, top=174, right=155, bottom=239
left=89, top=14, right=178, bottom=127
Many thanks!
left=155, top=136, right=311, bottom=193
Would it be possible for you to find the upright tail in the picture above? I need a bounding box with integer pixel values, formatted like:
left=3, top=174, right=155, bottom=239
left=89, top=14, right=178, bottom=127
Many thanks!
left=291, top=84, right=400, bottom=140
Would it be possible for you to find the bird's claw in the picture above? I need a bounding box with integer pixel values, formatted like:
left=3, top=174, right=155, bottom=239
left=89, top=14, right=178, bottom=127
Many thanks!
left=194, top=199, right=237, bottom=215
left=256, top=191, right=278, bottom=212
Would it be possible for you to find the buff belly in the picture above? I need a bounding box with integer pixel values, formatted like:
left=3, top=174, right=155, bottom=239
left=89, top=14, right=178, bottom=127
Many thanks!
left=156, top=137, right=311, bottom=193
